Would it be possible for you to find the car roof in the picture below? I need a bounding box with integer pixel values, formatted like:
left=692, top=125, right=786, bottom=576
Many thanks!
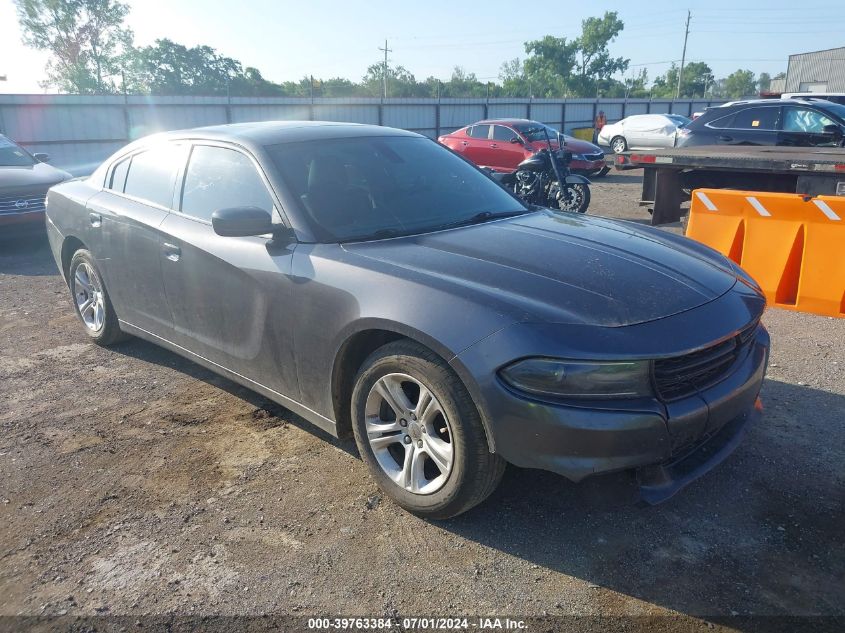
left=474, top=119, right=542, bottom=126
left=142, top=121, right=420, bottom=150
left=718, top=98, right=835, bottom=108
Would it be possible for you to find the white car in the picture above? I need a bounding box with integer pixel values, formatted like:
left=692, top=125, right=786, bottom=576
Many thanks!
left=598, top=114, right=691, bottom=153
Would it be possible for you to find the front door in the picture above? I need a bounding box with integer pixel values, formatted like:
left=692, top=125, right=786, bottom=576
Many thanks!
left=490, top=125, right=527, bottom=171
left=158, top=143, right=300, bottom=400
left=779, top=106, right=843, bottom=147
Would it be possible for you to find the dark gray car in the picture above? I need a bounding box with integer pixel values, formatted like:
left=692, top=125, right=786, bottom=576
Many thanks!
left=45, top=122, right=769, bottom=518
left=1, top=134, right=71, bottom=238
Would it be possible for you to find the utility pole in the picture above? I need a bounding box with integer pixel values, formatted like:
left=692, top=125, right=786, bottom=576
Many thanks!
left=378, top=39, right=392, bottom=99
left=675, top=10, right=691, bottom=99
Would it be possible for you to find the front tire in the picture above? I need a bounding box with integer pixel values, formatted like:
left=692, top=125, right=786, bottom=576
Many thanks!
left=611, top=136, right=628, bottom=154
left=558, top=183, right=591, bottom=213
left=68, top=249, right=126, bottom=346
left=351, top=340, right=505, bottom=519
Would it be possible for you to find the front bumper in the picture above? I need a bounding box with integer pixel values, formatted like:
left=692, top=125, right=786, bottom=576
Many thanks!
left=0, top=210, right=46, bottom=238
left=451, top=288, right=769, bottom=498
left=570, top=159, right=606, bottom=174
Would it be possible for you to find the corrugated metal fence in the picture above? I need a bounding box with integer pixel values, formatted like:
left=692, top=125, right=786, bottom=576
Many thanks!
left=0, top=94, right=726, bottom=175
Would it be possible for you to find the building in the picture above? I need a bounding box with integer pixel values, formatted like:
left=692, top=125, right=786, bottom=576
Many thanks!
left=785, top=47, right=845, bottom=92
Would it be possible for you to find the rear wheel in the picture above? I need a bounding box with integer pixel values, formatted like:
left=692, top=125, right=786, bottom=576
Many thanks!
left=68, top=249, right=126, bottom=346
left=351, top=340, right=505, bottom=519
left=611, top=136, right=628, bottom=154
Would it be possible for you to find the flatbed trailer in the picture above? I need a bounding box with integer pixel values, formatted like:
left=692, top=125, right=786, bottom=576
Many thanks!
left=614, top=146, right=845, bottom=225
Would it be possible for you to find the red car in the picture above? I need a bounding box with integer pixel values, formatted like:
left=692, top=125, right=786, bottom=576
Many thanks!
left=438, top=119, right=609, bottom=177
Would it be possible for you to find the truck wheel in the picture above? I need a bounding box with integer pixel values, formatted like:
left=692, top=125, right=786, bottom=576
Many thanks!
left=351, top=340, right=505, bottom=519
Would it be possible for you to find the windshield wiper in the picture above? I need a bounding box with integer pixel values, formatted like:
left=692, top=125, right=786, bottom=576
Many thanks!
left=434, top=210, right=529, bottom=231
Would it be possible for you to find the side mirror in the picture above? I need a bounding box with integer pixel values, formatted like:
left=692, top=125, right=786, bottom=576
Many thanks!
left=211, top=206, right=273, bottom=237
left=823, top=124, right=843, bottom=137
left=33, top=153, right=50, bottom=163
left=509, top=137, right=523, bottom=144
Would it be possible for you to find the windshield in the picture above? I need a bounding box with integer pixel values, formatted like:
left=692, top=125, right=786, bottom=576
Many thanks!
left=514, top=124, right=560, bottom=142
left=0, top=136, right=36, bottom=167
left=267, top=136, right=528, bottom=242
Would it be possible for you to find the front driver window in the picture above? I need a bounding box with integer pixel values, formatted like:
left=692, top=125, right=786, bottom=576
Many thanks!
left=783, top=108, right=836, bottom=133
left=181, top=146, right=275, bottom=222
left=492, top=126, right=518, bottom=142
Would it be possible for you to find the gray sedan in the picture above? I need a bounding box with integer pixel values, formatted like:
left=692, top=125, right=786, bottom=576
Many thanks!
left=45, top=122, right=769, bottom=518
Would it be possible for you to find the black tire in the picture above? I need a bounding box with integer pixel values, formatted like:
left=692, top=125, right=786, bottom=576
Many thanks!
left=595, top=165, right=611, bottom=178
left=610, top=136, right=628, bottom=154
left=559, top=183, right=591, bottom=213
left=68, top=249, right=127, bottom=346
left=351, top=340, right=505, bottom=519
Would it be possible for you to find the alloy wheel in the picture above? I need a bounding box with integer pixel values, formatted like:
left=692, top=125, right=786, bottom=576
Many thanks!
left=72, top=263, right=106, bottom=332
left=364, top=373, right=455, bottom=495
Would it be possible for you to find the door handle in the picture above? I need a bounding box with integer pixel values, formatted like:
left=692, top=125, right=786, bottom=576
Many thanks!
left=88, top=212, right=102, bottom=228
left=718, top=135, right=733, bottom=142
left=490, top=143, right=499, bottom=148
left=162, top=242, right=181, bottom=262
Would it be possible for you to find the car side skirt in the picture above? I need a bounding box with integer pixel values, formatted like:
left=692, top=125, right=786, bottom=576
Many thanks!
left=119, top=321, right=339, bottom=437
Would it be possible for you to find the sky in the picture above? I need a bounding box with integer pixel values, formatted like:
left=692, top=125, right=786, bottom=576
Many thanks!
left=1, top=0, right=844, bottom=93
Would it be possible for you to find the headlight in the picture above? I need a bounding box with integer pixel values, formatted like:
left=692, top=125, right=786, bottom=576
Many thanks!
left=570, top=154, right=586, bottom=161
left=499, top=358, right=652, bottom=399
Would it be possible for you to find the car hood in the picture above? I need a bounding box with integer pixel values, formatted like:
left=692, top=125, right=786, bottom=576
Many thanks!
left=529, top=136, right=602, bottom=155
left=0, top=162, right=71, bottom=190
left=342, top=211, right=738, bottom=327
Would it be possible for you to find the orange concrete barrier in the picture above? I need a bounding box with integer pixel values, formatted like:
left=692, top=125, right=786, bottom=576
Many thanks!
left=687, top=188, right=845, bottom=318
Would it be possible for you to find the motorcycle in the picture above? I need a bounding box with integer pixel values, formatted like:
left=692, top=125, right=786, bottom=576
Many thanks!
left=488, top=129, right=591, bottom=213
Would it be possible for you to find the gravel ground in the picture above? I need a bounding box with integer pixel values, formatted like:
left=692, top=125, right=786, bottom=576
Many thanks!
left=0, top=170, right=842, bottom=632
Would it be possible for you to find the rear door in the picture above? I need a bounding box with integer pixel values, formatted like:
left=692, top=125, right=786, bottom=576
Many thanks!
left=91, top=143, right=186, bottom=336
left=158, top=143, right=300, bottom=399
left=711, top=106, right=780, bottom=145
left=779, top=106, right=843, bottom=147
left=489, top=125, right=526, bottom=171
left=462, top=124, right=491, bottom=166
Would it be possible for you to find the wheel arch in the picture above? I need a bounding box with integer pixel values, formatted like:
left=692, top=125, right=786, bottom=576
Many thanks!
left=60, top=236, right=87, bottom=282
left=329, top=322, right=493, bottom=452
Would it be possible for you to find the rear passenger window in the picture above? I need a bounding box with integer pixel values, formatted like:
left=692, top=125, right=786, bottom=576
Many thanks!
left=123, top=145, right=184, bottom=208
left=109, top=157, right=130, bottom=192
left=467, top=125, right=490, bottom=139
left=180, top=145, right=274, bottom=222
left=727, top=107, right=779, bottom=130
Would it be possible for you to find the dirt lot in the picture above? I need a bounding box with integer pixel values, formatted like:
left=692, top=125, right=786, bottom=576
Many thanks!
left=0, top=170, right=843, bottom=631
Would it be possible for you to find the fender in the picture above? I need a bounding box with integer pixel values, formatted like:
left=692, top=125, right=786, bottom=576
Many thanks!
left=565, top=174, right=591, bottom=185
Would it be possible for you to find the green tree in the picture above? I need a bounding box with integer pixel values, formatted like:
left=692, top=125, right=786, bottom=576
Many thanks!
left=522, top=35, right=578, bottom=96
left=723, top=69, right=757, bottom=98
left=571, top=11, right=629, bottom=96
left=361, top=63, right=427, bottom=98
left=131, top=39, right=242, bottom=95
left=651, top=62, right=714, bottom=98
left=437, top=66, right=488, bottom=98
left=498, top=57, right=531, bottom=97
left=15, top=0, right=133, bottom=93
left=757, top=72, right=772, bottom=93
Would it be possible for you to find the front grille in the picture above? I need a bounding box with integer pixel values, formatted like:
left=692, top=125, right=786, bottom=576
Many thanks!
left=584, top=152, right=604, bottom=161
left=653, top=320, right=759, bottom=401
left=0, top=189, right=48, bottom=215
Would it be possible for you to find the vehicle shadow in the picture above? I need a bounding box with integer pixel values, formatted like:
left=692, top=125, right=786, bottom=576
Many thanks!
left=107, top=336, right=358, bottom=457
left=0, top=233, right=57, bottom=276
left=437, top=378, right=844, bottom=626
